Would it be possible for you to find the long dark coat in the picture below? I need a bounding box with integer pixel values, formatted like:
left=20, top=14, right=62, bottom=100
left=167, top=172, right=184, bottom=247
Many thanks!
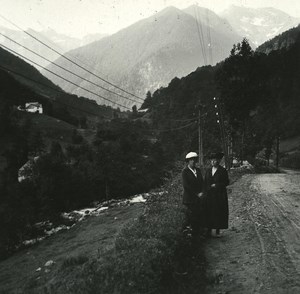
left=182, top=167, right=203, bottom=205
left=182, top=167, right=204, bottom=230
left=204, top=166, right=229, bottom=229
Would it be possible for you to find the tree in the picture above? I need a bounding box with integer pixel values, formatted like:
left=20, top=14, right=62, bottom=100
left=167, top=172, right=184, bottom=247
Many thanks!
left=216, top=39, right=258, bottom=161
left=28, top=131, right=45, bottom=156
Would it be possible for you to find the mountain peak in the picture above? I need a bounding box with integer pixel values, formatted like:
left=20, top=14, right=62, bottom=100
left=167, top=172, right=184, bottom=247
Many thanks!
left=155, top=6, right=182, bottom=16
left=183, top=5, right=217, bottom=16
left=221, top=5, right=300, bottom=47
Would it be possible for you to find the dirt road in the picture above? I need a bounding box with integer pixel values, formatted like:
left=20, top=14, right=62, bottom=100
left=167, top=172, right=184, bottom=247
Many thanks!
left=204, top=170, right=300, bottom=294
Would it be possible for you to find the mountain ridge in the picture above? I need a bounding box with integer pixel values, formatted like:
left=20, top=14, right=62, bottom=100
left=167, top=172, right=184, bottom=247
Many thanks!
left=43, top=6, right=243, bottom=109
left=221, top=5, right=300, bottom=46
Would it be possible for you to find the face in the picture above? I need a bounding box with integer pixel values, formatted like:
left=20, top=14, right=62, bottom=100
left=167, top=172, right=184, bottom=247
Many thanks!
left=211, top=158, right=220, bottom=167
left=188, top=158, right=197, bottom=168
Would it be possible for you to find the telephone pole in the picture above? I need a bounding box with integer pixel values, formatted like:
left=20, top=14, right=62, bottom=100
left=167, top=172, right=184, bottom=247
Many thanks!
left=198, top=104, right=204, bottom=168
left=214, top=97, right=230, bottom=169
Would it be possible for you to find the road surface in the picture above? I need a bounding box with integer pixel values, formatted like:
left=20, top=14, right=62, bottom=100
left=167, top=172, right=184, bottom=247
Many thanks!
left=204, top=169, right=300, bottom=294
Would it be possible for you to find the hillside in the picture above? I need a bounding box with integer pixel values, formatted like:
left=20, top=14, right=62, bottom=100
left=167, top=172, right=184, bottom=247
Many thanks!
left=43, top=6, right=242, bottom=109
left=0, top=46, right=115, bottom=124
left=140, top=33, right=300, bottom=164
left=221, top=5, right=300, bottom=47
left=256, top=24, right=300, bottom=54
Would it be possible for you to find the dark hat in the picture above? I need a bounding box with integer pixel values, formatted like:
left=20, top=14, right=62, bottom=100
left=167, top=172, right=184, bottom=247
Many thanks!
left=208, top=152, right=224, bottom=160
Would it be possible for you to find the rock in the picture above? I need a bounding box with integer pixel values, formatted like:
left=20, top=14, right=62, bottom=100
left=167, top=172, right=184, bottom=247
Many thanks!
left=44, top=260, right=55, bottom=267
left=35, top=267, right=42, bottom=272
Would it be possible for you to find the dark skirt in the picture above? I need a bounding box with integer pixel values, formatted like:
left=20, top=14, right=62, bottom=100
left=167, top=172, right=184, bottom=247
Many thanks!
left=204, top=189, right=228, bottom=229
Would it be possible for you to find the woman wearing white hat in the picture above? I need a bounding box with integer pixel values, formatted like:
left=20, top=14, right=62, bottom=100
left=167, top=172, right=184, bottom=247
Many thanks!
left=182, top=152, right=204, bottom=237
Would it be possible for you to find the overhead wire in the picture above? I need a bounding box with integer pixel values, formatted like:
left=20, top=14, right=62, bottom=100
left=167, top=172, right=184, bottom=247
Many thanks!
left=206, top=9, right=213, bottom=65
left=155, top=121, right=197, bottom=132
left=193, top=6, right=208, bottom=65
left=165, top=117, right=197, bottom=122
left=0, top=64, right=116, bottom=118
left=0, top=14, right=144, bottom=103
left=0, top=44, right=132, bottom=110
left=0, top=33, right=142, bottom=106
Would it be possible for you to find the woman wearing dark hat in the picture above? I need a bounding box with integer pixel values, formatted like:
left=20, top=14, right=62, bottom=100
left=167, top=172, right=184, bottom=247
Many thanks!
left=182, top=152, right=204, bottom=237
left=204, top=152, right=229, bottom=237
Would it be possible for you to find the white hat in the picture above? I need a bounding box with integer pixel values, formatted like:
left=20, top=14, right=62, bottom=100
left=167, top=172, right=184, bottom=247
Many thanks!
left=185, top=152, right=198, bottom=159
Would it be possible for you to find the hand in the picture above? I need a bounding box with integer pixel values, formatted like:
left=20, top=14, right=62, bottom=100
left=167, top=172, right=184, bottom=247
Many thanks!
left=211, top=184, right=216, bottom=188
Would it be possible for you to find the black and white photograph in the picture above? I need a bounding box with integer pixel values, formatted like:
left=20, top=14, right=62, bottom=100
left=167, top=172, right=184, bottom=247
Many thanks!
left=0, top=0, right=300, bottom=293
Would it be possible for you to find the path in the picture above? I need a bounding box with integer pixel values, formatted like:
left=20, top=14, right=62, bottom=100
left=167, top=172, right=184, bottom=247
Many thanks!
left=204, top=170, right=300, bottom=294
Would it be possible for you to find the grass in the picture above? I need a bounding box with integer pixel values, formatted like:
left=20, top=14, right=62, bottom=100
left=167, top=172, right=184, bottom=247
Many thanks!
left=81, top=173, right=188, bottom=294
left=61, top=254, right=89, bottom=269
left=19, top=112, right=76, bottom=148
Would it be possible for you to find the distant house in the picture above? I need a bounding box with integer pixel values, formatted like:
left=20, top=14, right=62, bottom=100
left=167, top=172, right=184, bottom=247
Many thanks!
left=26, top=102, right=43, bottom=114
left=18, top=102, right=43, bottom=114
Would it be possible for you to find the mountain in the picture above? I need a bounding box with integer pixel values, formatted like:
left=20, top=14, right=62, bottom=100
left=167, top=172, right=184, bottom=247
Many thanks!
left=221, top=5, right=300, bottom=47
left=38, top=29, right=107, bottom=51
left=256, top=24, right=300, bottom=54
left=183, top=5, right=238, bottom=41
left=0, top=26, right=106, bottom=68
left=43, top=6, right=243, bottom=109
left=141, top=34, right=300, bottom=162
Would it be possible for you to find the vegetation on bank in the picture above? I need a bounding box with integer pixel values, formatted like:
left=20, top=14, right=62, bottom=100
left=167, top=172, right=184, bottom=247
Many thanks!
left=0, top=111, right=171, bottom=258
left=84, top=174, right=187, bottom=294
left=21, top=165, right=204, bottom=294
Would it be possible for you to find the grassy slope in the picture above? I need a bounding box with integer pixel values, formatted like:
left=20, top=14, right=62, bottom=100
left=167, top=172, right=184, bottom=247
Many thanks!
left=19, top=112, right=76, bottom=148
left=0, top=204, right=144, bottom=293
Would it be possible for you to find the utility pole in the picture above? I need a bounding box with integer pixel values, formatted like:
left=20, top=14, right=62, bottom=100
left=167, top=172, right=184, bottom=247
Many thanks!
left=276, top=136, right=280, bottom=170
left=198, top=104, right=204, bottom=168
left=214, top=97, right=229, bottom=169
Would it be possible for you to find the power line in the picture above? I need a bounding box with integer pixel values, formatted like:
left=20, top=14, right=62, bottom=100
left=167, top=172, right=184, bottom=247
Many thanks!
left=0, top=33, right=142, bottom=106
left=0, top=64, right=116, bottom=117
left=0, top=14, right=144, bottom=102
left=193, top=6, right=208, bottom=66
left=0, top=44, right=132, bottom=110
left=165, top=117, right=197, bottom=122
left=206, top=9, right=213, bottom=65
left=156, top=121, right=197, bottom=132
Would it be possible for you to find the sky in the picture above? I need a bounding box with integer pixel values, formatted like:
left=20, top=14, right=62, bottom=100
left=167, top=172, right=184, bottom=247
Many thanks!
left=1, top=0, right=300, bottom=38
